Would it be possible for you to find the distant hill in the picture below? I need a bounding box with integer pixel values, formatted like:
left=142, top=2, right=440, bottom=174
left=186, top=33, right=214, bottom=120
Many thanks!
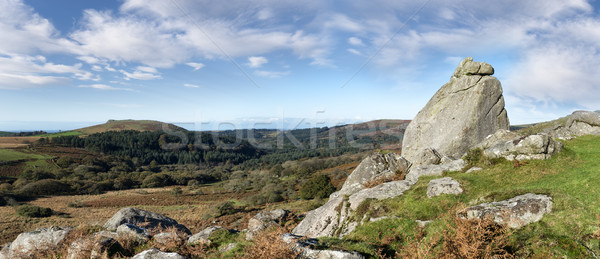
left=0, top=131, right=12, bottom=137
left=74, top=119, right=186, bottom=135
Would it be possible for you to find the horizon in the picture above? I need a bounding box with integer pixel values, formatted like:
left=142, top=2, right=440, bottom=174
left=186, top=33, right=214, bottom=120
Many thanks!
left=2, top=0, right=600, bottom=129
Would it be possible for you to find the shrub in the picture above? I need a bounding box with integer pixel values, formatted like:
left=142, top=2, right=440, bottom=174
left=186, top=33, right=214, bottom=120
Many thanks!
left=441, top=216, right=513, bottom=258
left=56, top=156, right=74, bottom=168
left=142, top=173, right=173, bottom=188
left=243, top=227, right=300, bottom=259
left=16, top=204, right=54, bottom=218
left=216, top=201, right=237, bottom=216
left=18, top=179, right=72, bottom=196
left=299, top=174, right=335, bottom=200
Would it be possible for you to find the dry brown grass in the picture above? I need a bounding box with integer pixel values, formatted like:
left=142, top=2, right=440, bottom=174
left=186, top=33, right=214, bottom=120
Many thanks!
left=0, top=137, right=40, bottom=147
left=441, top=216, right=513, bottom=259
left=364, top=170, right=406, bottom=188
left=242, top=226, right=300, bottom=259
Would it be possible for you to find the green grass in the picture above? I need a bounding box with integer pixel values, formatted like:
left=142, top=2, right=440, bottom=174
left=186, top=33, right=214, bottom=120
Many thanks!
left=0, top=149, right=52, bottom=162
left=326, top=135, right=600, bottom=257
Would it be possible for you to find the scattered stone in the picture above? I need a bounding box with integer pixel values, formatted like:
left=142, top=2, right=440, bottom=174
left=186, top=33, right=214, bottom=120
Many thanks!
left=427, top=177, right=463, bottom=198
left=132, top=248, right=188, bottom=259
left=67, top=235, right=124, bottom=259
left=0, top=226, right=72, bottom=259
left=104, top=207, right=191, bottom=235
left=550, top=110, right=600, bottom=140
left=153, top=232, right=185, bottom=247
left=246, top=209, right=289, bottom=240
left=460, top=193, right=552, bottom=228
left=416, top=220, right=432, bottom=228
left=117, top=223, right=150, bottom=243
left=188, top=226, right=233, bottom=245
left=402, top=57, right=509, bottom=165
left=465, top=167, right=483, bottom=173
left=220, top=243, right=237, bottom=253
left=480, top=132, right=562, bottom=161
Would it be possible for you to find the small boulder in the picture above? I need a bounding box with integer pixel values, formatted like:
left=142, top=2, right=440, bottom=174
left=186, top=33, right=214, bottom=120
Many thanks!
left=460, top=193, right=552, bottom=228
left=427, top=177, right=463, bottom=198
left=550, top=110, right=600, bottom=140
left=246, top=209, right=289, bottom=240
left=67, top=235, right=124, bottom=259
left=465, top=167, right=483, bottom=173
left=188, top=226, right=234, bottom=245
left=132, top=248, right=188, bottom=259
left=481, top=132, right=562, bottom=161
left=1, top=226, right=72, bottom=259
left=104, top=207, right=191, bottom=235
left=117, top=223, right=150, bottom=243
left=153, top=232, right=185, bottom=247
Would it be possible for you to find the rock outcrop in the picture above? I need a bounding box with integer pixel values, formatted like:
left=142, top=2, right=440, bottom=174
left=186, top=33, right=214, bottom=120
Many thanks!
left=293, top=152, right=411, bottom=238
left=427, top=177, right=463, bottom=198
left=549, top=110, right=600, bottom=140
left=246, top=209, right=289, bottom=240
left=188, top=226, right=235, bottom=245
left=460, top=193, right=552, bottom=228
left=283, top=234, right=365, bottom=259
left=0, top=226, right=72, bottom=259
left=477, top=130, right=562, bottom=161
left=66, top=234, right=124, bottom=259
left=104, top=207, right=191, bottom=235
left=402, top=57, right=510, bottom=165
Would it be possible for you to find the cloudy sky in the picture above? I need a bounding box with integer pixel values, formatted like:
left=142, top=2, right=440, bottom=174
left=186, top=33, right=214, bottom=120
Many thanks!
left=1, top=0, right=599, bottom=131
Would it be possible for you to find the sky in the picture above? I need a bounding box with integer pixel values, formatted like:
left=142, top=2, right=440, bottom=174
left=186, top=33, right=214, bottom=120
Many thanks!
left=1, top=0, right=600, bottom=131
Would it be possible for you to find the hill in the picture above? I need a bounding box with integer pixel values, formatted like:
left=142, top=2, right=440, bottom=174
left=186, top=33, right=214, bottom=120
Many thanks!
left=64, top=119, right=186, bottom=136
left=0, top=132, right=12, bottom=137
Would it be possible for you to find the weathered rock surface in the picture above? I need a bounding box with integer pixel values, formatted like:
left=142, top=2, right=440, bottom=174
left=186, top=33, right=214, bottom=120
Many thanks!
left=479, top=131, right=562, bottom=161
left=0, top=226, right=72, bottom=259
left=283, top=234, right=365, bottom=259
left=402, top=57, right=509, bottom=165
left=246, top=209, right=289, bottom=240
left=348, top=181, right=412, bottom=210
left=66, top=235, right=124, bottom=259
left=549, top=111, right=600, bottom=140
left=460, top=193, right=552, bottom=228
left=104, top=207, right=191, bottom=235
left=427, top=177, right=463, bottom=198
left=117, top=223, right=150, bottom=242
left=465, top=167, right=483, bottom=173
left=293, top=153, right=411, bottom=238
left=405, top=159, right=466, bottom=184
left=188, top=226, right=233, bottom=245
left=132, top=248, right=188, bottom=259
left=333, top=152, right=411, bottom=198
left=153, top=232, right=185, bottom=247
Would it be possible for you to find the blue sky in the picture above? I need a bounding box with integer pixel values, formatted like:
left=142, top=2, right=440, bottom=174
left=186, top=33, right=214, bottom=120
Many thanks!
left=1, top=0, right=599, bottom=131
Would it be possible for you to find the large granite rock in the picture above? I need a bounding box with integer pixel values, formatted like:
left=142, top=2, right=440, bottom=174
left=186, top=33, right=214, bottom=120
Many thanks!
left=246, top=209, right=289, bottom=240
left=104, top=207, right=191, bottom=235
left=293, top=153, right=411, bottom=238
left=405, top=159, right=466, bottom=184
left=478, top=130, right=562, bottom=161
left=460, top=193, right=552, bottom=228
left=283, top=234, right=365, bottom=259
left=402, top=57, right=510, bottom=165
left=0, top=226, right=72, bottom=259
left=427, top=177, right=463, bottom=198
left=549, top=111, right=600, bottom=140
left=188, top=226, right=234, bottom=245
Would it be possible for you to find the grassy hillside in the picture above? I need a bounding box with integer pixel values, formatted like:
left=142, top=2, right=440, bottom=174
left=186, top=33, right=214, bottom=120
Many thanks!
left=326, top=135, right=600, bottom=257
left=0, top=131, right=13, bottom=137
left=76, top=119, right=187, bottom=135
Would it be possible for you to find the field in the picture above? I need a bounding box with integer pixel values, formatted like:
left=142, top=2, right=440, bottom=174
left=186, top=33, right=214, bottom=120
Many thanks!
left=0, top=137, right=41, bottom=148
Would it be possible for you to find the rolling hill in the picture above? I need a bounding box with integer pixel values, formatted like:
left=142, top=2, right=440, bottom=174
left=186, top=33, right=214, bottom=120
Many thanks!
left=53, top=120, right=187, bottom=136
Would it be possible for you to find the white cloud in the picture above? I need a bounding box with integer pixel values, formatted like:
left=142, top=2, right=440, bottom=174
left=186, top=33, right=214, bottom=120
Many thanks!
left=184, top=83, right=200, bottom=88
left=254, top=70, right=290, bottom=78
left=103, top=103, right=142, bottom=108
left=77, top=56, right=101, bottom=64
left=120, top=67, right=161, bottom=80
left=347, top=48, right=361, bottom=55
left=0, top=54, right=96, bottom=89
left=186, top=62, right=205, bottom=70
left=78, top=84, right=131, bottom=91
left=348, top=37, right=364, bottom=46
left=247, top=56, right=268, bottom=68
left=91, top=65, right=103, bottom=72
left=257, top=9, right=273, bottom=20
